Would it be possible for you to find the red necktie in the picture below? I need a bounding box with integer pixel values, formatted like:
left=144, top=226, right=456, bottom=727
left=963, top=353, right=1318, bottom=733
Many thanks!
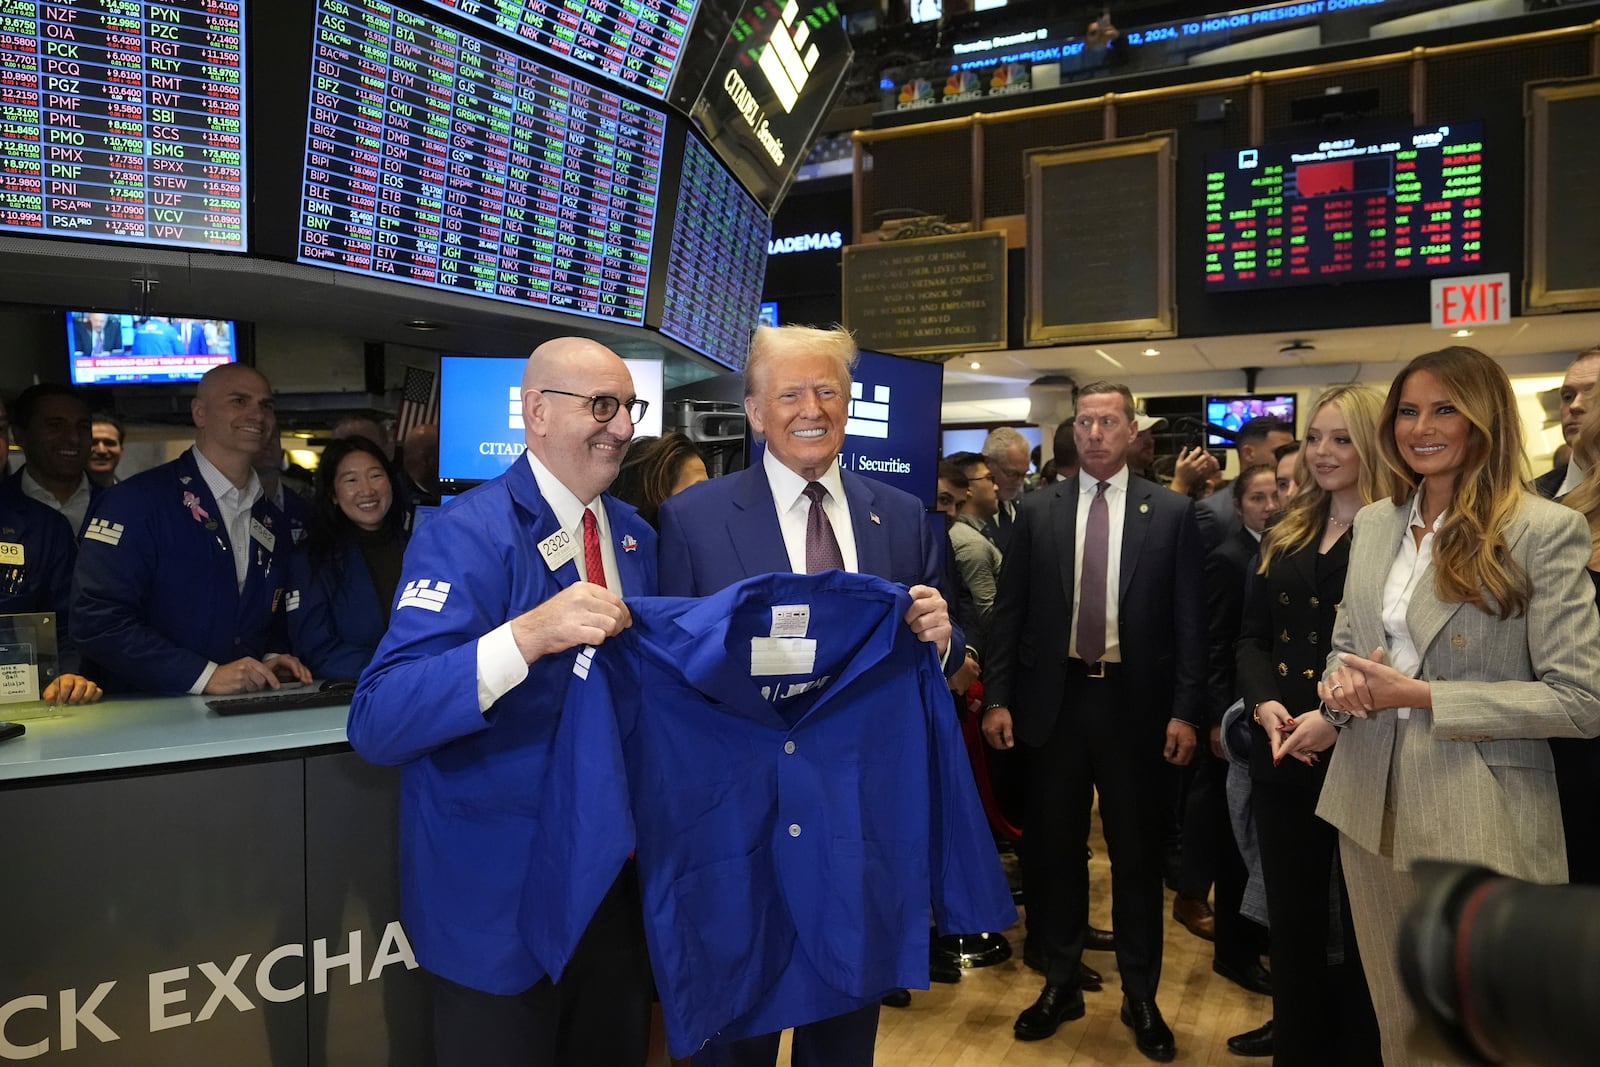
left=803, top=482, right=845, bottom=574
left=582, top=507, right=606, bottom=588
left=1076, top=481, right=1109, bottom=662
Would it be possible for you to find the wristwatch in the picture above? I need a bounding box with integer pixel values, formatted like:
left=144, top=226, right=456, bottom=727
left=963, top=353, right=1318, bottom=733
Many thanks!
left=1320, top=704, right=1352, bottom=728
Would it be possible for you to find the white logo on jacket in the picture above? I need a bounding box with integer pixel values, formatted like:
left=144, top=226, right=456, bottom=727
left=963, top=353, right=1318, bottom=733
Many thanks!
left=397, top=580, right=451, bottom=612
left=84, top=518, right=124, bottom=546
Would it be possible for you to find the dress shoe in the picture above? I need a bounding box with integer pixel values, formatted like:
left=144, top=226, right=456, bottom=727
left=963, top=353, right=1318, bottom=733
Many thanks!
left=1212, top=957, right=1273, bottom=996
left=1085, top=925, right=1117, bottom=952
left=1226, top=1018, right=1274, bottom=1057
left=929, top=958, right=962, bottom=984
left=880, top=988, right=911, bottom=1008
left=1076, top=961, right=1103, bottom=991
left=1172, top=894, right=1216, bottom=941
left=1013, top=983, right=1085, bottom=1041
left=1120, top=996, right=1176, bottom=1062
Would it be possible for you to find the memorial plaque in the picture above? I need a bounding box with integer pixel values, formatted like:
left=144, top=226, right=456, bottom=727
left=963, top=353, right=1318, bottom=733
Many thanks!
left=842, top=231, right=1007, bottom=358
left=1526, top=78, right=1600, bottom=310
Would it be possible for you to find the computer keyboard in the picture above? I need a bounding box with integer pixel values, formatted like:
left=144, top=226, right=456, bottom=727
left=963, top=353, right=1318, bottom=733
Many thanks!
left=206, top=686, right=354, bottom=715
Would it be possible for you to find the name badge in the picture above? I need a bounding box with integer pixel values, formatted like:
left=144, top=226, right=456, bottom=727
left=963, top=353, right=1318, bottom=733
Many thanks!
left=537, top=527, right=577, bottom=571
left=249, top=519, right=275, bottom=554
left=0, top=542, right=23, bottom=567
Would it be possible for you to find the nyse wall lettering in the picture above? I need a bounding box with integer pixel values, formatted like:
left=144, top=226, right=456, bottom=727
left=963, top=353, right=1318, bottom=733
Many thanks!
left=298, top=0, right=664, bottom=324
left=658, top=136, right=768, bottom=370
left=421, top=0, right=696, bottom=99
left=0, top=0, right=247, bottom=249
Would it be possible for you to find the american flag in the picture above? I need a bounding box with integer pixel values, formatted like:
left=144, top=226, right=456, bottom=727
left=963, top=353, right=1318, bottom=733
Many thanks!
left=395, top=365, right=438, bottom=442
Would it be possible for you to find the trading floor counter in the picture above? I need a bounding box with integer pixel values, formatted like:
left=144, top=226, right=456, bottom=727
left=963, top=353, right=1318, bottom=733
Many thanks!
left=0, top=695, right=430, bottom=1066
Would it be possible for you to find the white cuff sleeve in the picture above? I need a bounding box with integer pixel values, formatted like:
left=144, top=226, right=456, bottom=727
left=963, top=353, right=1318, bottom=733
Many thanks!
left=190, top=662, right=219, bottom=695
left=476, top=622, right=530, bottom=714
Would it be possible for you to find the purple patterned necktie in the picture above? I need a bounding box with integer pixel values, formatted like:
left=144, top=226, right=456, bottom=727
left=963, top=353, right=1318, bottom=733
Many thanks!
left=803, top=482, right=845, bottom=574
left=1076, top=481, right=1109, bottom=662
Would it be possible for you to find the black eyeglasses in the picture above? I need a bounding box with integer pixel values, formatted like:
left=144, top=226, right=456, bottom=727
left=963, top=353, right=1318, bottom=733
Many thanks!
left=537, top=389, right=648, bottom=425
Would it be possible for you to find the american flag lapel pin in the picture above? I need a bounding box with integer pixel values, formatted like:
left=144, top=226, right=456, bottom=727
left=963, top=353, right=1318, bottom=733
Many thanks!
left=869, top=512, right=881, bottom=525
left=620, top=534, right=638, bottom=553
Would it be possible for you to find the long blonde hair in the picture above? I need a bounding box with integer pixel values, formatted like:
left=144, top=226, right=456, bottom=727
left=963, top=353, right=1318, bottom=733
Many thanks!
left=1563, top=377, right=1600, bottom=559
left=1377, top=347, right=1531, bottom=619
left=1259, top=385, right=1395, bottom=572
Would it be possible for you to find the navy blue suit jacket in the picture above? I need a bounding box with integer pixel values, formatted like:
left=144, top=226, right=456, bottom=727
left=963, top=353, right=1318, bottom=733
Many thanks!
left=657, top=463, right=963, bottom=673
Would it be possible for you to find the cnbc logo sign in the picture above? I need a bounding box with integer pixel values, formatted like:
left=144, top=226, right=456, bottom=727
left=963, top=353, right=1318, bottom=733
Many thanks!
left=723, top=1, right=827, bottom=168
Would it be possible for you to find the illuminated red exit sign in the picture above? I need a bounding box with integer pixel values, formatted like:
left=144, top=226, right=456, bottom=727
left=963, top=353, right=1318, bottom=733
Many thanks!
left=1430, top=273, right=1511, bottom=329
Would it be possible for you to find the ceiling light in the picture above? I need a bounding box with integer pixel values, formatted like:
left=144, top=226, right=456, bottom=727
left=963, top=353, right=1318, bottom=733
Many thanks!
left=1452, top=329, right=1474, bottom=338
left=969, top=360, right=981, bottom=369
left=402, top=319, right=444, bottom=331
left=1142, top=348, right=1160, bottom=356
left=1095, top=348, right=1125, bottom=369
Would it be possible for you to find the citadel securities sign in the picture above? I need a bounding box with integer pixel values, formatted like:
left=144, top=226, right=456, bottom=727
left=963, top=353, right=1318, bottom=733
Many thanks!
left=689, top=0, right=853, bottom=210
left=0, top=923, right=415, bottom=1060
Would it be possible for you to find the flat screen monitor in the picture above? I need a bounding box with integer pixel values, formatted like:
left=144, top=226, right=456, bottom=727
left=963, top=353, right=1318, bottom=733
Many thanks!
left=0, top=0, right=247, bottom=250
left=1203, top=120, right=1484, bottom=291
left=437, top=354, right=664, bottom=482
left=654, top=133, right=770, bottom=370
left=1203, top=394, right=1296, bottom=446
left=753, top=348, right=943, bottom=507
left=65, top=312, right=238, bottom=384
left=414, top=0, right=698, bottom=100
left=759, top=300, right=779, bottom=326
left=941, top=425, right=1040, bottom=460
left=298, top=0, right=667, bottom=325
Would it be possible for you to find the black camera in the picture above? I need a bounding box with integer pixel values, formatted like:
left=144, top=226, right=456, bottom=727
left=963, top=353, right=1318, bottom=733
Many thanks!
left=1400, top=860, right=1600, bottom=1066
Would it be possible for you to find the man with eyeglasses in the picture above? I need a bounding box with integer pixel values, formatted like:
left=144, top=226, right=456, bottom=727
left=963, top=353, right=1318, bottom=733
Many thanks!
left=982, top=426, right=1031, bottom=552
left=349, top=337, right=658, bottom=1067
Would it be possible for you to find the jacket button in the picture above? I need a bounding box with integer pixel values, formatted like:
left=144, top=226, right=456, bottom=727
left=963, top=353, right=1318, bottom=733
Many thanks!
left=788, top=824, right=801, bottom=838
left=784, top=740, right=796, bottom=754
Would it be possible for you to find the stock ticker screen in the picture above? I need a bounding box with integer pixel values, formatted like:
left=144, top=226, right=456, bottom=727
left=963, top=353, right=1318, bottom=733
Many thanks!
left=0, top=0, right=247, bottom=250
left=298, top=0, right=666, bottom=324
left=657, top=135, right=769, bottom=369
left=418, top=0, right=697, bottom=100
left=1203, top=121, right=1485, bottom=291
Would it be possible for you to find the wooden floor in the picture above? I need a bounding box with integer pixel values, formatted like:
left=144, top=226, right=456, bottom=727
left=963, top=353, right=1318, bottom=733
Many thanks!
left=792, top=822, right=1271, bottom=1066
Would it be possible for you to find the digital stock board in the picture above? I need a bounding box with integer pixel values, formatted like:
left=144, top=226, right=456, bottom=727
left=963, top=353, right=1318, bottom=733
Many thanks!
left=0, top=0, right=247, bottom=250
left=1204, top=121, right=1485, bottom=291
left=297, top=0, right=666, bottom=324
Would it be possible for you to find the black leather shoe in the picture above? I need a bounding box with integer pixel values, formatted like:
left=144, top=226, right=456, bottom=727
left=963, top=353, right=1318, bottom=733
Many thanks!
left=929, top=958, right=962, bottom=984
left=1226, top=1019, right=1274, bottom=1057
left=1014, top=984, right=1085, bottom=1041
left=1085, top=925, right=1116, bottom=952
left=1077, top=961, right=1103, bottom=991
left=1212, top=957, right=1273, bottom=996
left=1120, top=996, right=1176, bottom=1062
left=880, top=988, right=911, bottom=1008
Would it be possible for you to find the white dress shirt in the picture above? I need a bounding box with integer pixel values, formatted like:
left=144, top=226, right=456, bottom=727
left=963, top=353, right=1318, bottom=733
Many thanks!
left=1069, top=466, right=1128, bottom=663
left=1559, top=457, right=1589, bottom=498
left=475, top=452, right=625, bottom=713
left=762, top=448, right=859, bottom=574
left=1379, top=492, right=1444, bottom=721
left=190, top=445, right=265, bottom=693
left=19, top=468, right=93, bottom=536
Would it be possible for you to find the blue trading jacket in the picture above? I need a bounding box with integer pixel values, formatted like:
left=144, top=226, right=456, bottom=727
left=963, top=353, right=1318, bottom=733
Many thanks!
left=0, top=469, right=106, bottom=537
left=71, top=449, right=294, bottom=694
left=528, top=570, right=1017, bottom=1058
left=0, top=493, right=79, bottom=671
left=347, top=457, right=657, bottom=996
left=286, top=538, right=399, bottom=679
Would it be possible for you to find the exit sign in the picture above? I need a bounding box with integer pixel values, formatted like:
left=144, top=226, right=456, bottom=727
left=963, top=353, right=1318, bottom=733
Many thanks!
left=1430, top=273, right=1511, bottom=329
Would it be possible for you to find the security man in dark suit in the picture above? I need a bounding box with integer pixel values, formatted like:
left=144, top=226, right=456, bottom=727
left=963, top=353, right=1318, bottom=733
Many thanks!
left=982, top=381, right=1206, bottom=1063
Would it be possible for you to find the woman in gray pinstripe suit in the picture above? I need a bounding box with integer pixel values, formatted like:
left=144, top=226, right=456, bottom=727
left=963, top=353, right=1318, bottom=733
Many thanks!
left=1315, top=347, right=1600, bottom=1067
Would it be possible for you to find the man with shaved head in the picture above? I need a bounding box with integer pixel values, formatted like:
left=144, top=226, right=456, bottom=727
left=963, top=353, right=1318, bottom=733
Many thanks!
left=350, top=337, right=657, bottom=1066
left=72, top=364, right=313, bottom=694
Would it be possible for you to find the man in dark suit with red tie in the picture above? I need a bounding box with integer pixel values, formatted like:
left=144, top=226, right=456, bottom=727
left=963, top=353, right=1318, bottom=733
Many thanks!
left=982, top=381, right=1206, bottom=1063
left=658, top=323, right=957, bottom=1067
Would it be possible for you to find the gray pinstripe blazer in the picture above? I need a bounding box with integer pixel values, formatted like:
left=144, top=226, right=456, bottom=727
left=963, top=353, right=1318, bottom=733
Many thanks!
left=1316, top=492, right=1600, bottom=883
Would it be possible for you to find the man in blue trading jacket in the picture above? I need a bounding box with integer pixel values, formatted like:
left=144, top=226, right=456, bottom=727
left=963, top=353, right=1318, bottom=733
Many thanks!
left=0, top=491, right=102, bottom=705
left=348, top=337, right=657, bottom=1067
left=657, top=323, right=959, bottom=1067
left=71, top=364, right=313, bottom=695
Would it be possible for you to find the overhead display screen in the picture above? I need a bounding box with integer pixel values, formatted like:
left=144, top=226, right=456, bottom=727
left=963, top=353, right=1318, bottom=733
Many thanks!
left=1204, top=121, right=1484, bottom=291
left=657, top=134, right=769, bottom=370
left=0, top=0, right=247, bottom=250
left=298, top=0, right=666, bottom=324
left=418, top=0, right=697, bottom=100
